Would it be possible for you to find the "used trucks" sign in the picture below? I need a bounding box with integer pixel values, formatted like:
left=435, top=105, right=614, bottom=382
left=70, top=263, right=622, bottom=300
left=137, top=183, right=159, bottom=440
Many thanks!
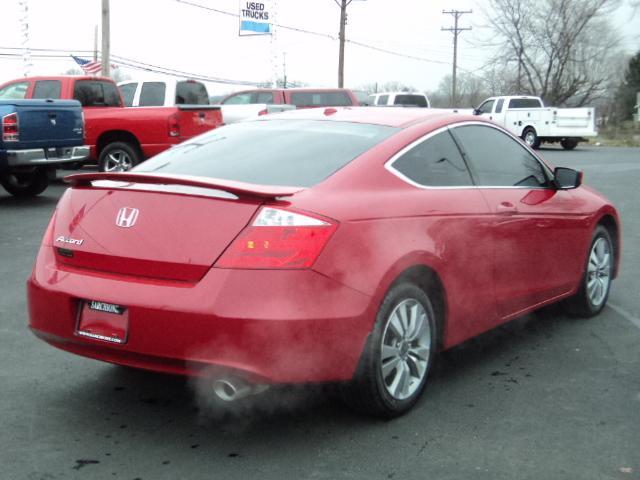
left=239, top=1, right=272, bottom=35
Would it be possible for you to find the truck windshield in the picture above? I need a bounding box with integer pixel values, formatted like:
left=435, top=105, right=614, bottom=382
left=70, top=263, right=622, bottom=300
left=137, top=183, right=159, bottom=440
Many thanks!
left=135, top=120, right=398, bottom=187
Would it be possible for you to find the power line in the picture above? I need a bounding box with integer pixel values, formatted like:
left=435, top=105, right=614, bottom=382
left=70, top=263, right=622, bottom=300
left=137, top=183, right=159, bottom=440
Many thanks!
left=173, top=0, right=470, bottom=68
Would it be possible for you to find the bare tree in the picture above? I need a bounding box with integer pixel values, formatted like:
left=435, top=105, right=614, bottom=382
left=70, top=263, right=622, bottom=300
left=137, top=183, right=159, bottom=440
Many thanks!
left=429, top=73, right=489, bottom=107
left=482, top=0, right=622, bottom=106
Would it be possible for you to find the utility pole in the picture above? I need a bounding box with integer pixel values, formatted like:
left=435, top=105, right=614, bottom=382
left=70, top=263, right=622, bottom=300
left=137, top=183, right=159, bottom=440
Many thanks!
left=335, top=0, right=364, bottom=88
left=282, top=52, right=287, bottom=89
left=336, top=0, right=350, bottom=88
left=442, top=9, right=472, bottom=107
left=101, top=0, right=110, bottom=77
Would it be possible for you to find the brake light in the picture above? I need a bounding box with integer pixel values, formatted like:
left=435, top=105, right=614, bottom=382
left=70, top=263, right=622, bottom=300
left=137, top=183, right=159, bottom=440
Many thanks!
left=215, top=207, right=338, bottom=269
left=258, top=108, right=269, bottom=116
left=2, top=113, right=19, bottom=142
left=168, top=113, right=180, bottom=137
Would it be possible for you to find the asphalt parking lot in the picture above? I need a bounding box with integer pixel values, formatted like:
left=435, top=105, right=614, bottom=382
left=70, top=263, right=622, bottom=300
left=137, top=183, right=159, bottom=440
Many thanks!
left=1, top=146, right=639, bottom=480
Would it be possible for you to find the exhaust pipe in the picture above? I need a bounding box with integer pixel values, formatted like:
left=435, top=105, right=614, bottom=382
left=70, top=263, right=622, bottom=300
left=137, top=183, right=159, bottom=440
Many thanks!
left=213, top=377, right=268, bottom=402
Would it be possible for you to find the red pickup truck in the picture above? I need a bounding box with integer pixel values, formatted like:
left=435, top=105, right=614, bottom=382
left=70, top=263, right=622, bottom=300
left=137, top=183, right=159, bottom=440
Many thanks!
left=0, top=76, right=223, bottom=171
left=220, top=88, right=360, bottom=108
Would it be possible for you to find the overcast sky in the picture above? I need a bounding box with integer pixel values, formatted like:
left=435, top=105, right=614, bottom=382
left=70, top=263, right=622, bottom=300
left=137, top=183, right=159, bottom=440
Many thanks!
left=0, top=0, right=638, bottom=95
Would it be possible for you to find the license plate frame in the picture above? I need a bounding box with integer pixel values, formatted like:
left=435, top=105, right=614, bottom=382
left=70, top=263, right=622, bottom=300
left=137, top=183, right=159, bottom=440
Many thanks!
left=76, top=300, right=129, bottom=345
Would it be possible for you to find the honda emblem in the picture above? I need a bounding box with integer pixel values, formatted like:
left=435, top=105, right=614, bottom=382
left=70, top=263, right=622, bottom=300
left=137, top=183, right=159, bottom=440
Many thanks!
left=116, top=207, right=139, bottom=228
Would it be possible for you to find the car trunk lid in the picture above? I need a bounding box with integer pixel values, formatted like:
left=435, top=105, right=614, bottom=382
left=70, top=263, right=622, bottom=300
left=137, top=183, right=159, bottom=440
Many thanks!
left=51, top=173, right=302, bottom=282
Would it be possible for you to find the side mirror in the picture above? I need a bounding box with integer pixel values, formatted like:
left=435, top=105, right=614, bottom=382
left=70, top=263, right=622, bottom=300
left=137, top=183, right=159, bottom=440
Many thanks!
left=472, top=107, right=481, bottom=116
left=554, top=167, right=582, bottom=189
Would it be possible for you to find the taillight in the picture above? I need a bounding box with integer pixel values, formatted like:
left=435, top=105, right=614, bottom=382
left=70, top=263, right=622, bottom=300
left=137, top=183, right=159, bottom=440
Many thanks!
left=2, top=113, right=19, bottom=142
left=257, top=108, right=269, bottom=116
left=215, top=207, right=338, bottom=269
left=168, top=113, right=180, bottom=137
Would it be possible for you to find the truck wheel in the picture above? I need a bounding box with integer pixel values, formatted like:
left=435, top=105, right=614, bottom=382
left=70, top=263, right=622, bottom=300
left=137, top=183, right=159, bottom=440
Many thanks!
left=560, top=139, right=578, bottom=150
left=1, top=169, right=49, bottom=197
left=522, top=127, right=540, bottom=149
left=99, top=142, right=140, bottom=172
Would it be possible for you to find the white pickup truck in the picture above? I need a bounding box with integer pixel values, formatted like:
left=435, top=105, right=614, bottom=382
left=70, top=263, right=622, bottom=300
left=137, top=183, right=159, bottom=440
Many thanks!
left=473, top=96, right=597, bottom=150
left=118, top=79, right=294, bottom=124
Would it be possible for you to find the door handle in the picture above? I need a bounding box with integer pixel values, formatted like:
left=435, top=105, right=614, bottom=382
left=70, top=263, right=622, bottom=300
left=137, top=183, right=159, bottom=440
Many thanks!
left=497, top=201, right=518, bottom=214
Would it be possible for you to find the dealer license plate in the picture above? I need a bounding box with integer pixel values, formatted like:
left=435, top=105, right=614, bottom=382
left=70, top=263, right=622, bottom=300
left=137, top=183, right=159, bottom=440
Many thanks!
left=77, top=300, right=129, bottom=344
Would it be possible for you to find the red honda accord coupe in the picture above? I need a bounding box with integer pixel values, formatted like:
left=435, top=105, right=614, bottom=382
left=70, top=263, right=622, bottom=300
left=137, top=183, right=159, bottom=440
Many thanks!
left=28, top=107, right=620, bottom=417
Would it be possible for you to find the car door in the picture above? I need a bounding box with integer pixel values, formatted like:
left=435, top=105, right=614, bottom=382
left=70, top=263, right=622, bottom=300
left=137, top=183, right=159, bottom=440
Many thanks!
left=386, top=128, right=497, bottom=344
left=451, top=123, right=587, bottom=320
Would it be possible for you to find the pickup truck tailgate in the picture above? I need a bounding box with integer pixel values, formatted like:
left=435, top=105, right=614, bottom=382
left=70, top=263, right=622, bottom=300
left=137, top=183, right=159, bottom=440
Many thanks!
left=176, top=105, right=223, bottom=138
left=5, top=99, right=84, bottom=149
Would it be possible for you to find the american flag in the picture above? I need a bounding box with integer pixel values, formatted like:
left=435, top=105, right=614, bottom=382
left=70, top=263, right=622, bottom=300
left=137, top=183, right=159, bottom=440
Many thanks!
left=71, top=55, right=104, bottom=75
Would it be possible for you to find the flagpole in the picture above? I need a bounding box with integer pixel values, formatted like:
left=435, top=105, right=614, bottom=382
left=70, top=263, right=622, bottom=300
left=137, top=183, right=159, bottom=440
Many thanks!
left=19, top=0, right=32, bottom=77
left=101, top=0, right=110, bottom=77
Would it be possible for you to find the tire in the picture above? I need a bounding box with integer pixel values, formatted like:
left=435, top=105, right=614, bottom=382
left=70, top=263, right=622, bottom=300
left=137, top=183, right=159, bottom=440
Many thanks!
left=0, top=168, right=49, bottom=197
left=522, top=127, right=540, bottom=149
left=560, top=138, right=578, bottom=150
left=562, top=226, right=614, bottom=317
left=341, top=283, right=437, bottom=418
left=98, top=142, right=140, bottom=172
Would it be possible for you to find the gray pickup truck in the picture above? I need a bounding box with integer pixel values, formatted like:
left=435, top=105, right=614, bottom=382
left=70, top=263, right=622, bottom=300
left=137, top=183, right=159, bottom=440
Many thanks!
left=0, top=99, right=89, bottom=197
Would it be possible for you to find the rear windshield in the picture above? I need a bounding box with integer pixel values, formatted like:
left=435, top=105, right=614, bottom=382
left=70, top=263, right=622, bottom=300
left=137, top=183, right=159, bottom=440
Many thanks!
left=135, top=120, right=397, bottom=187
left=176, top=81, right=209, bottom=105
left=290, top=92, right=353, bottom=107
left=508, top=98, right=542, bottom=108
left=74, top=80, right=122, bottom=107
left=394, top=94, right=428, bottom=107
left=33, top=80, right=62, bottom=99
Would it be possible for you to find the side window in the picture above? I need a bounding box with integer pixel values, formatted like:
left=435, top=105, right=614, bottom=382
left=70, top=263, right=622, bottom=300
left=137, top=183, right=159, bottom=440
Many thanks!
left=495, top=98, right=504, bottom=113
left=222, top=92, right=255, bottom=105
left=139, top=82, right=166, bottom=106
left=119, top=83, right=137, bottom=106
left=0, top=82, right=29, bottom=99
left=256, top=92, right=274, bottom=103
left=290, top=92, right=352, bottom=107
left=367, top=95, right=376, bottom=105
left=391, top=130, right=473, bottom=187
left=33, top=80, right=62, bottom=99
left=378, top=94, right=389, bottom=105
left=477, top=99, right=495, bottom=114
left=452, top=125, right=550, bottom=188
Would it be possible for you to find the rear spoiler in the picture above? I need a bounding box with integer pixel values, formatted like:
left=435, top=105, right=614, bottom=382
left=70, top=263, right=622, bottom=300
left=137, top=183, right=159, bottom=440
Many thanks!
left=64, top=172, right=303, bottom=200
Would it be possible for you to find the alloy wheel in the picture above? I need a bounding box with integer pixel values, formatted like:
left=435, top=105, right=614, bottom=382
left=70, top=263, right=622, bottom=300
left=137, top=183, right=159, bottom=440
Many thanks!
left=380, top=298, right=431, bottom=400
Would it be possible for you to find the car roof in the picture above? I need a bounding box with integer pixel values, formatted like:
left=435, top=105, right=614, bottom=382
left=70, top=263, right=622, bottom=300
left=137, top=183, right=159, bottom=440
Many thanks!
left=257, top=106, right=470, bottom=128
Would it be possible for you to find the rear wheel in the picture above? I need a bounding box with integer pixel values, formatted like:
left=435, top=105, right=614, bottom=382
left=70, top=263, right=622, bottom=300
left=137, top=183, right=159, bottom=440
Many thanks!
left=0, top=168, right=49, bottom=197
left=98, top=142, right=140, bottom=172
left=342, top=283, right=437, bottom=418
left=560, top=138, right=578, bottom=150
left=522, top=127, right=540, bottom=149
left=563, top=226, right=613, bottom=317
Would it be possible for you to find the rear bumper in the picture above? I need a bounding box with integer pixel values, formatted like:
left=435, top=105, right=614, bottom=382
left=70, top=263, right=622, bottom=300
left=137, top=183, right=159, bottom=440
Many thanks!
left=4, top=145, right=90, bottom=167
left=27, top=244, right=375, bottom=384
